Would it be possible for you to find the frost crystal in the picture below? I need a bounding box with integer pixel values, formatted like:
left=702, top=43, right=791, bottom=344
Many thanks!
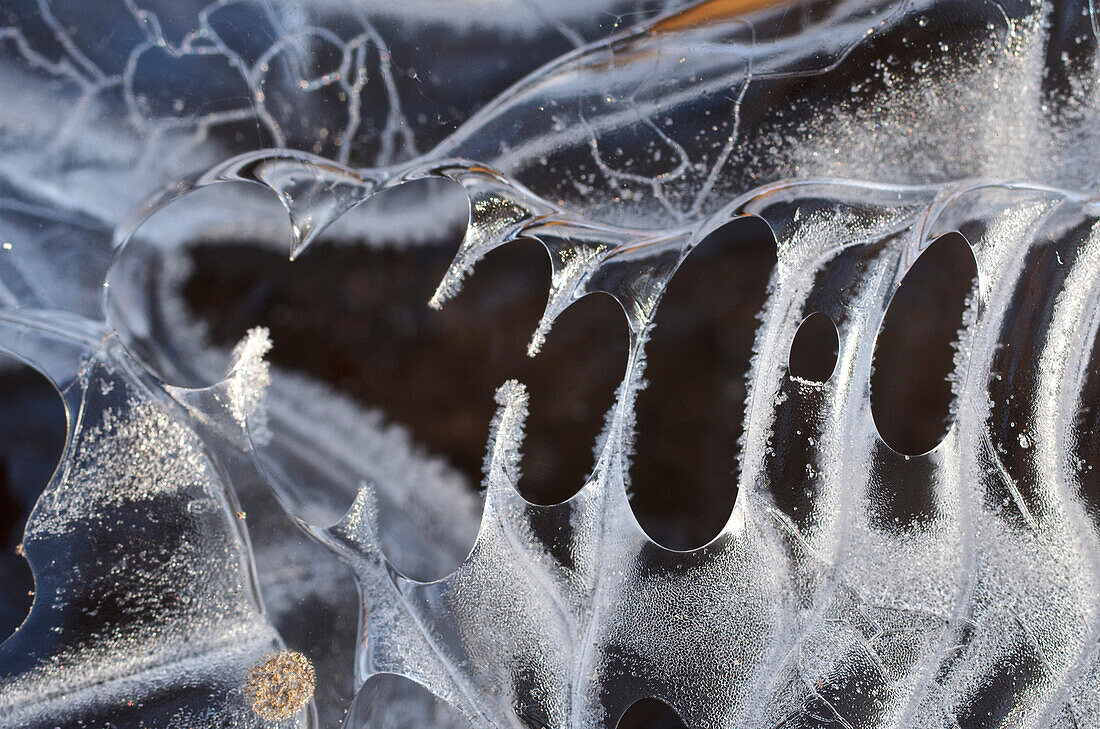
left=2, top=0, right=1100, bottom=728
left=0, top=335, right=293, bottom=727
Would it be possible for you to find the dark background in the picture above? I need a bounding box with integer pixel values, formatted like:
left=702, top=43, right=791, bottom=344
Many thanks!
left=0, top=218, right=975, bottom=663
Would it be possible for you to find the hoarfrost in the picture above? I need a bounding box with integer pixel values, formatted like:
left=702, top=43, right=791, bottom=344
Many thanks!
left=0, top=331, right=302, bottom=727
left=2, top=0, right=1100, bottom=728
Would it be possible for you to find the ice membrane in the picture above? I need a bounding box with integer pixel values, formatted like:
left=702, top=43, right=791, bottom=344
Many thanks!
left=2, top=0, right=1100, bottom=728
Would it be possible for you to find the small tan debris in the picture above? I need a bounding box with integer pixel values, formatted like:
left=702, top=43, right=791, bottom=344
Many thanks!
left=244, top=649, right=315, bottom=721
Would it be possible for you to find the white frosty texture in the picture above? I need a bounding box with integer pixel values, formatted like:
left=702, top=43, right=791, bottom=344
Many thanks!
left=0, top=333, right=303, bottom=728
left=3, top=0, right=1100, bottom=728
left=311, top=185, right=1100, bottom=729
left=0, top=1, right=682, bottom=725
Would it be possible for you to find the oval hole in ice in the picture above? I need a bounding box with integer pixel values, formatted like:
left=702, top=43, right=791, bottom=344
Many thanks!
left=0, top=354, right=66, bottom=641
left=788, top=312, right=839, bottom=383
left=518, top=290, right=628, bottom=505
left=106, top=181, right=293, bottom=389
left=630, top=215, right=777, bottom=550
left=345, top=673, right=475, bottom=729
left=1069, top=264, right=1100, bottom=524
left=870, top=232, right=977, bottom=456
left=181, top=185, right=626, bottom=575
left=617, top=698, right=687, bottom=729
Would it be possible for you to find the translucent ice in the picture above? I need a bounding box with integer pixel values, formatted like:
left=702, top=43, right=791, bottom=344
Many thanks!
left=0, top=326, right=304, bottom=727
left=3, top=0, right=1100, bottom=728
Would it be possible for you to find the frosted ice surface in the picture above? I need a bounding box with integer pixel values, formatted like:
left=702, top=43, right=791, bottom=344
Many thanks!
left=2, top=0, right=1100, bottom=728
left=0, top=327, right=304, bottom=727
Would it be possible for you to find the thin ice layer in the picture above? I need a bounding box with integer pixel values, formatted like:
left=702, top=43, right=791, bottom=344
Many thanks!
left=3, top=0, right=1100, bottom=728
left=133, top=0, right=1100, bottom=344
left=306, top=182, right=1100, bottom=729
left=146, top=2, right=1099, bottom=728
left=0, top=325, right=307, bottom=727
